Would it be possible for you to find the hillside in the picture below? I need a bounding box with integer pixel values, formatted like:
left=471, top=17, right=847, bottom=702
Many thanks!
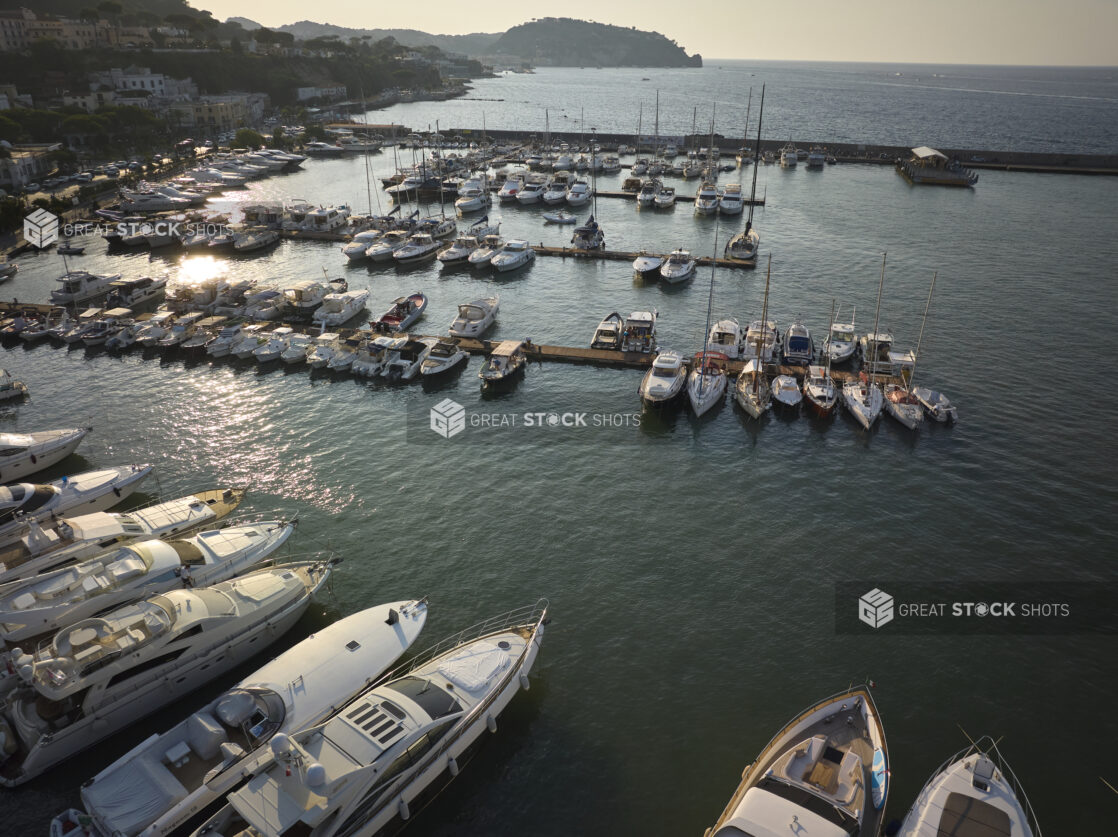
left=271, top=20, right=500, bottom=56
left=489, top=18, right=701, bottom=67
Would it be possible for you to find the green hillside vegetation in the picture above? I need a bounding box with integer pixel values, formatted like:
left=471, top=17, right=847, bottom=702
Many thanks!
left=489, top=18, right=701, bottom=67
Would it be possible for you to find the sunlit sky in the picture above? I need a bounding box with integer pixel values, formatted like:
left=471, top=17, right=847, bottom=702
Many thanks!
left=190, top=0, right=1117, bottom=65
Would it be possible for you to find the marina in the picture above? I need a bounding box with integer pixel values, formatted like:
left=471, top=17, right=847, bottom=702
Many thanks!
left=0, top=56, right=1114, bottom=837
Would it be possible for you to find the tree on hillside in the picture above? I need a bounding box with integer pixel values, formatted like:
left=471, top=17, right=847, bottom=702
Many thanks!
left=234, top=128, right=264, bottom=148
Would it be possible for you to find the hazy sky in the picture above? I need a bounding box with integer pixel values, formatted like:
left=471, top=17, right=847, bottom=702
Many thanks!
left=191, top=0, right=1118, bottom=66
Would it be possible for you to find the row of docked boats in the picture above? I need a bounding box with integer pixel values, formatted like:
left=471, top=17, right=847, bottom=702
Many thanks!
left=703, top=685, right=1040, bottom=837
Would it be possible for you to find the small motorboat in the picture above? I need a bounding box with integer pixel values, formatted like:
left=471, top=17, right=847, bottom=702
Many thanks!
left=379, top=336, right=432, bottom=381
left=420, top=338, right=469, bottom=376
left=639, top=350, right=686, bottom=408
left=687, top=352, right=728, bottom=417
left=782, top=319, right=815, bottom=365
left=279, top=332, right=314, bottom=365
left=632, top=251, right=664, bottom=280
left=591, top=312, right=623, bottom=350
left=306, top=333, right=343, bottom=369
left=448, top=296, right=499, bottom=338
left=437, top=234, right=480, bottom=264
left=56, top=242, right=85, bottom=255
left=373, top=292, right=427, bottom=333
left=341, top=229, right=382, bottom=261
left=468, top=234, right=504, bottom=268
left=883, top=382, right=924, bottom=430
left=479, top=340, right=527, bottom=387
left=326, top=335, right=364, bottom=371
left=654, top=185, right=676, bottom=208
left=0, top=370, right=27, bottom=402
left=566, top=180, right=592, bottom=206
left=543, top=209, right=577, bottom=224
left=660, top=249, right=697, bottom=283
left=912, top=386, right=958, bottom=423
left=253, top=326, right=294, bottom=363
left=706, top=317, right=746, bottom=359
left=311, top=289, right=369, bottom=328
left=393, top=232, right=441, bottom=264
left=771, top=374, right=803, bottom=410
left=205, top=323, right=245, bottom=358
left=694, top=181, right=720, bottom=215
left=232, top=228, right=279, bottom=253
left=366, top=230, right=410, bottom=261
left=718, top=183, right=744, bottom=215
left=620, top=311, right=657, bottom=353
left=81, top=309, right=134, bottom=348
left=825, top=308, right=859, bottom=363
left=636, top=177, right=660, bottom=208
left=230, top=324, right=270, bottom=359
left=491, top=239, right=536, bottom=272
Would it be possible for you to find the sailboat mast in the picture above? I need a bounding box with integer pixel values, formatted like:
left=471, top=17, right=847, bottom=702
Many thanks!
left=755, top=255, right=771, bottom=394
left=636, top=102, right=642, bottom=151
left=436, top=119, right=446, bottom=221
left=909, top=271, right=936, bottom=391
left=869, top=253, right=887, bottom=390
left=746, top=84, right=765, bottom=230
left=742, top=87, right=752, bottom=155
left=654, top=89, right=659, bottom=156
left=708, top=103, right=717, bottom=178
left=824, top=299, right=836, bottom=380
left=699, top=230, right=719, bottom=393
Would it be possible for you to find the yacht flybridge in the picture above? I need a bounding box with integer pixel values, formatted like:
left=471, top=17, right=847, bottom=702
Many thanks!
left=0, top=521, right=295, bottom=643
left=704, top=686, right=889, bottom=837
left=0, top=560, right=335, bottom=786
left=191, top=600, right=548, bottom=837
left=0, top=488, right=245, bottom=585
left=63, top=601, right=428, bottom=837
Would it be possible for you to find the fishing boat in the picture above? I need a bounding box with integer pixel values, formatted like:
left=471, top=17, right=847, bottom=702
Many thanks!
left=58, top=601, right=428, bottom=837
left=480, top=340, right=527, bottom=388
left=703, top=686, right=889, bottom=837
left=420, top=339, right=469, bottom=376
left=896, top=736, right=1040, bottom=836
left=448, top=296, right=499, bottom=339
left=80, top=309, right=135, bottom=348
left=825, top=306, right=859, bottom=363
left=591, top=312, right=623, bottom=350
left=373, top=293, right=427, bottom=333
left=843, top=256, right=889, bottom=430
left=779, top=141, right=799, bottom=167
left=0, top=520, right=295, bottom=644
left=660, top=249, right=697, bottom=284
left=0, top=427, right=89, bottom=484
left=0, top=561, right=335, bottom=787
left=639, top=350, right=687, bottom=408
left=350, top=338, right=391, bottom=378
left=632, top=252, right=663, bottom=280
left=188, top=600, right=547, bottom=837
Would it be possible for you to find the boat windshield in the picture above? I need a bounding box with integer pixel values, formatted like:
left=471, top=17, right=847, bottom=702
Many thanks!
left=383, top=676, right=463, bottom=720
left=831, top=329, right=854, bottom=342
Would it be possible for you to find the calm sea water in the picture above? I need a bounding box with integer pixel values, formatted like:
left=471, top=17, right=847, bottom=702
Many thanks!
left=371, top=61, right=1118, bottom=155
left=3, top=62, right=1117, bottom=834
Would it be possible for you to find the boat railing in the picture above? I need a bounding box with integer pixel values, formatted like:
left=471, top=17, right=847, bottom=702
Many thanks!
left=335, top=599, right=548, bottom=837
left=918, top=736, right=1043, bottom=837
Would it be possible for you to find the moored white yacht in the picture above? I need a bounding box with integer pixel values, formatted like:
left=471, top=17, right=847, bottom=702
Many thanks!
left=590, top=312, right=623, bottom=350
left=285, top=280, right=345, bottom=322
left=703, top=686, right=889, bottom=837
left=912, top=386, right=958, bottom=423
left=0, top=561, right=335, bottom=786
left=60, top=601, right=427, bottom=837
left=659, top=249, right=696, bottom=283
left=0, top=465, right=152, bottom=549
left=206, top=323, right=245, bottom=358
left=825, top=308, right=859, bottom=363
left=366, top=230, right=410, bottom=262
left=742, top=319, right=779, bottom=362
left=280, top=333, right=314, bottom=365
left=189, top=600, right=548, bottom=837
left=0, top=488, right=245, bottom=585
left=718, top=183, right=744, bottom=214
left=497, top=172, right=525, bottom=201
left=896, top=736, right=1040, bottom=837
left=0, top=427, right=89, bottom=484
left=653, top=184, right=676, bottom=208
left=377, top=336, right=433, bottom=381
left=342, top=230, right=383, bottom=261
left=420, top=339, right=468, bottom=376
left=393, top=233, right=440, bottom=264
left=490, top=239, right=536, bottom=272
left=253, top=327, right=294, bottom=363
left=782, top=319, right=815, bottom=365
left=639, top=350, right=687, bottom=408
left=694, top=181, right=720, bottom=215
left=706, top=317, right=746, bottom=359
left=468, top=234, right=504, bottom=268
left=373, top=293, right=427, bottom=333
left=51, top=271, right=121, bottom=306
left=515, top=177, right=547, bottom=204
left=449, top=296, right=499, bottom=338
left=438, top=234, right=479, bottom=264
left=0, top=520, right=295, bottom=643
left=313, top=291, right=370, bottom=331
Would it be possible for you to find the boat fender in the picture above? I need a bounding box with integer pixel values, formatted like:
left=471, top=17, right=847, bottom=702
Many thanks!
left=29, top=454, right=36, bottom=464
left=113, top=487, right=121, bottom=497
left=398, top=799, right=410, bottom=820
left=519, top=673, right=530, bottom=691
left=486, top=714, right=497, bottom=733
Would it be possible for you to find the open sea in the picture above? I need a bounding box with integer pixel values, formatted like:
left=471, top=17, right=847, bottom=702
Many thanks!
left=2, top=61, right=1117, bottom=834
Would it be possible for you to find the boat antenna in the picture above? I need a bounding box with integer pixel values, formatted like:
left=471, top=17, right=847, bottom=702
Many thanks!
left=359, top=87, right=381, bottom=216
left=824, top=298, right=835, bottom=381
left=755, top=254, right=771, bottom=395
left=869, top=253, right=887, bottom=392
left=908, top=271, right=936, bottom=393
left=699, top=229, right=718, bottom=394
left=746, top=84, right=765, bottom=233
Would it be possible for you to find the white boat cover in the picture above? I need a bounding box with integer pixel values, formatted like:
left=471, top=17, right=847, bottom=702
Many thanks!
left=437, top=640, right=511, bottom=691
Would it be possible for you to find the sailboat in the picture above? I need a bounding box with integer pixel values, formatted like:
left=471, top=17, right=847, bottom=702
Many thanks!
left=884, top=272, right=936, bottom=430
left=571, top=137, right=604, bottom=249
left=803, top=300, right=839, bottom=417
left=734, top=255, right=774, bottom=418
left=688, top=232, right=729, bottom=417
left=725, top=85, right=765, bottom=263
left=842, top=254, right=888, bottom=429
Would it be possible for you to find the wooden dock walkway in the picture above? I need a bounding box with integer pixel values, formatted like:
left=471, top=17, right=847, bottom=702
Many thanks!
left=532, top=246, right=755, bottom=270
left=0, top=303, right=898, bottom=385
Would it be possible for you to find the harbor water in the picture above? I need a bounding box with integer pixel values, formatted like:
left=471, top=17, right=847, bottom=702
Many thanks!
left=3, top=62, right=1117, bottom=834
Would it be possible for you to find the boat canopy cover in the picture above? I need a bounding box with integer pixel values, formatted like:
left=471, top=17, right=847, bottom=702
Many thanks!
left=911, top=146, right=948, bottom=160
left=492, top=340, right=525, bottom=357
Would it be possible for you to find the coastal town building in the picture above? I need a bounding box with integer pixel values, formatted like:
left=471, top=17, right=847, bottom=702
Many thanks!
left=295, top=86, right=348, bottom=102
left=167, top=93, right=269, bottom=135
left=0, top=142, right=61, bottom=191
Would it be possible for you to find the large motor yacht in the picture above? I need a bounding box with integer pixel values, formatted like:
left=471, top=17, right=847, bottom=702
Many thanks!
left=190, top=600, right=548, bottom=837
left=0, top=426, right=89, bottom=484
left=0, top=560, right=336, bottom=786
